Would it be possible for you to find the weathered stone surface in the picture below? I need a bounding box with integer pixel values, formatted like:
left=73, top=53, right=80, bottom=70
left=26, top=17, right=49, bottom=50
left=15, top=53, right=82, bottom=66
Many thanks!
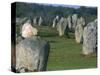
left=15, top=36, right=50, bottom=72
left=33, top=17, right=38, bottom=25
left=82, top=19, right=97, bottom=55
left=21, top=20, right=38, bottom=38
left=57, top=17, right=68, bottom=36
left=16, top=17, right=28, bottom=25
left=72, top=14, right=78, bottom=30
left=67, top=15, right=72, bottom=30
left=52, top=16, right=59, bottom=28
left=16, top=36, right=23, bottom=44
left=75, top=17, right=85, bottom=43
left=38, top=17, right=43, bottom=26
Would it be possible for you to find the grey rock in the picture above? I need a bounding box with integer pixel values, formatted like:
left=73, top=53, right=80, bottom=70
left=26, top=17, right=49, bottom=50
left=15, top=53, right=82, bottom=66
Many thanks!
left=82, top=19, right=97, bottom=55
left=67, top=15, right=72, bottom=30
left=15, top=36, right=50, bottom=72
left=52, top=16, right=59, bottom=28
left=75, top=17, right=85, bottom=43
left=16, top=36, right=23, bottom=44
left=72, top=14, right=78, bottom=30
left=16, top=17, right=28, bottom=25
left=38, top=17, right=43, bottom=26
left=33, top=17, right=38, bottom=25
left=57, top=17, right=68, bottom=36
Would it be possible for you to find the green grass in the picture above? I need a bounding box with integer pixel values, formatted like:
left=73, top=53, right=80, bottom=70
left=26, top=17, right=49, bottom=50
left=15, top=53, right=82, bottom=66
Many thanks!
left=16, top=25, right=97, bottom=71
left=36, top=26, right=97, bottom=71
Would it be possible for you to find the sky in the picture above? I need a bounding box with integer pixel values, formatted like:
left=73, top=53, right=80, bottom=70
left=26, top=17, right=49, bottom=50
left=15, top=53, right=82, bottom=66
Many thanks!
left=38, top=3, right=97, bottom=9
left=38, top=3, right=81, bottom=9
left=47, top=4, right=80, bottom=9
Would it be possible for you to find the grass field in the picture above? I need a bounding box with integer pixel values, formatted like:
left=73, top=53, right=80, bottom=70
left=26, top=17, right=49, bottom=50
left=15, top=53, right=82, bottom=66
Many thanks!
left=36, top=26, right=97, bottom=71
left=16, top=25, right=97, bottom=71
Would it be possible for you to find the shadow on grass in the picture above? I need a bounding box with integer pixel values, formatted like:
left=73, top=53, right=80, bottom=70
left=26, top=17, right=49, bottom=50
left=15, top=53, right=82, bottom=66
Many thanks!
left=49, top=40, right=57, bottom=43
left=38, top=32, right=58, bottom=37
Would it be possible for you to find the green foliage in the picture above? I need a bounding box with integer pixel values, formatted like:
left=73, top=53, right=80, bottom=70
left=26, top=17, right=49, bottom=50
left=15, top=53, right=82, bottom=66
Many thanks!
left=16, top=2, right=97, bottom=26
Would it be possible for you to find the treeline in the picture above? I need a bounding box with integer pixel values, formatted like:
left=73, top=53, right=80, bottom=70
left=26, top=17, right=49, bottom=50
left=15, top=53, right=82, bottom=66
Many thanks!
left=16, top=2, right=97, bottom=25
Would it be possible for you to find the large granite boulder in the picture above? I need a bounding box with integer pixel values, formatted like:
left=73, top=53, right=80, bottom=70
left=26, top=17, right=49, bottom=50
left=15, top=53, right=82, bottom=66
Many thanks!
left=21, top=20, right=38, bottom=38
left=52, top=16, right=59, bottom=28
left=75, top=17, right=85, bottom=43
left=82, top=19, right=97, bottom=55
left=57, top=17, right=68, bottom=36
left=14, top=36, right=50, bottom=73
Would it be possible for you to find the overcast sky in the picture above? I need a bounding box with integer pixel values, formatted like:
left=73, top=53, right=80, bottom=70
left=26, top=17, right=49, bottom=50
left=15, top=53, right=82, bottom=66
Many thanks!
left=39, top=3, right=80, bottom=9
left=38, top=3, right=97, bottom=9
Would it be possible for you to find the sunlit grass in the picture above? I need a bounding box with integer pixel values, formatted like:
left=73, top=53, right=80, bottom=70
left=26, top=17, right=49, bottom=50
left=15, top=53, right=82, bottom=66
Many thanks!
left=37, top=26, right=97, bottom=71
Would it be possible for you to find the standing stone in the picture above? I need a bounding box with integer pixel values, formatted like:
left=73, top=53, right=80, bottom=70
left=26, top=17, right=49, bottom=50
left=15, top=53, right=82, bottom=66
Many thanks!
left=16, top=17, right=28, bottom=25
left=38, top=17, right=43, bottom=26
left=33, top=17, right=38, bottom=25
left=57, top=17, right=68, bottom=36
left=16, top=18, right=20, bottom=25
left=75, top=17, right=85, bottom=43
left=16, top=36, right=23, bottom=44
left=67, top=15, right=72, bottom=30
left=72, top=14, right=78, bottom=30
left=52, top=16, right=59, bottom=28
left=16, top=17, right=28, bottom=35
left=82, top=19, right=97, bottom=55
left=14, top=36, right=50, bottom=72
left=21, top=20, right=38, bottom=38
